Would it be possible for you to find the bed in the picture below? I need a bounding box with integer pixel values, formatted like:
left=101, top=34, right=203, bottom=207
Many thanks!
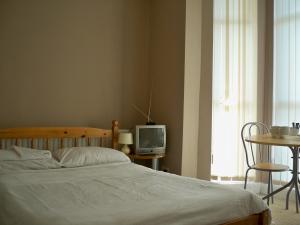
left=0, top=120, right=270, bottom=225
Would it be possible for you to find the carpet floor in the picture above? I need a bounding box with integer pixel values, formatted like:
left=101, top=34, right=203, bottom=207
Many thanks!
left=269, top=198, right=300, bottom=225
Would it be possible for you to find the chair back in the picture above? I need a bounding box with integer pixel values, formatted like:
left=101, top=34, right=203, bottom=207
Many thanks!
left=241, top=122, right=270, bottom=168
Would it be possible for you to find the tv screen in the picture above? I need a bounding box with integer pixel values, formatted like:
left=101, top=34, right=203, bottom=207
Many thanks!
left=139, top=128, right=165, bottom=148
left=135, top=125, right=166, bottom=154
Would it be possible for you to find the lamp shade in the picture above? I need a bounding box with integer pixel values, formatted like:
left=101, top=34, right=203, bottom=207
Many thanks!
left=118, top=133, right=133, bottom=145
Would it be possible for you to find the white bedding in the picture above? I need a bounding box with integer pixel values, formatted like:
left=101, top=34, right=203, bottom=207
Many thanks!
left=0, top=158, right=61, bottom=171
left=0, top=162, right=269, bottom=225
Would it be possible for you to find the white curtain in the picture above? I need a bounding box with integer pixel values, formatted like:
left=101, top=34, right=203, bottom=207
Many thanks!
left=212, top=0, right=258, bottom=178
left=272, top=0, right=300, bottom=183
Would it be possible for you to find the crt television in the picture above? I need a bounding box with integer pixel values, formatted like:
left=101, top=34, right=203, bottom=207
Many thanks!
left=135, top=125, right=166, bottom=154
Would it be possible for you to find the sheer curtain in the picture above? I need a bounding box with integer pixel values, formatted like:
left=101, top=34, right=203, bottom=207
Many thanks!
left=272, top=0, right=300, bottom=183
left=212, top=0, right=258, bottom=179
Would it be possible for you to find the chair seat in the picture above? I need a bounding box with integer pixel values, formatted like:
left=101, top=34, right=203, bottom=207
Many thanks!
left=252, top=163, right=289, bottom=172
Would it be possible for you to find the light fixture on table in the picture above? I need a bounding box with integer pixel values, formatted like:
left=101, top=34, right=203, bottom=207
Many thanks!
left=118, top=133, right=133, bottom=154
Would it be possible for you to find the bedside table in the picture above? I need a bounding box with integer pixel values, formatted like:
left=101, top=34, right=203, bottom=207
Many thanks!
left=128, top=153, right=165, bottom=170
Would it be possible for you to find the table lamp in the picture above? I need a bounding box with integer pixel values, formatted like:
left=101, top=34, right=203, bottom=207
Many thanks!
left=118, top=132, right=133, bottom=154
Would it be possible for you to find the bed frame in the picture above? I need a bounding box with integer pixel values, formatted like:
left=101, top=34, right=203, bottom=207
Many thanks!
left=222, top=210, right=269, bottom=225
left=0, top=120, right=270, bottom=225
left=0, top=120, right=119, bottom=150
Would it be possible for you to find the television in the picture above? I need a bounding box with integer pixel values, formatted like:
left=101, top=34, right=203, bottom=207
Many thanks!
left=135, top=125, right=166, bottom=155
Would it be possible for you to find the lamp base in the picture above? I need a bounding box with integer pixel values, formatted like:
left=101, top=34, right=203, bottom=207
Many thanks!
left=121, top=144, right=131, bottom=155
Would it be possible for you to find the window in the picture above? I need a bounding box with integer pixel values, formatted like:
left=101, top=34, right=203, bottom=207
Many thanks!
left=212, top=0, right=258, bottom=179
left=272, top=0, right=300, bottom=183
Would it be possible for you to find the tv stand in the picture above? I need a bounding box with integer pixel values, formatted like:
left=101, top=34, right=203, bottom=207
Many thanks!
left=128, top=153, right=165, bottom=170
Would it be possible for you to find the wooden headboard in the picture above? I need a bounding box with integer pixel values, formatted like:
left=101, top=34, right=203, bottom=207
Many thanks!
left=0, top=120, right=119, bottom=150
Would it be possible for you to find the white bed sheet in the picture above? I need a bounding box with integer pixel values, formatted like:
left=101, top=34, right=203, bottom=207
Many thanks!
left=0, top=162, right=269, bottom=225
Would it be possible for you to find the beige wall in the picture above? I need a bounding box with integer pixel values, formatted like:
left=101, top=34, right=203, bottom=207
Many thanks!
left=182, top=0, right=202, bottom=177
left=0, top=0, right=187, bottom=174
left=0, top=0, right=213, bottom=177
left=0, top=0, right=149, bottom=129
left=149, top=0, right=186, bottom=174
left=197, top=0, right=213, bottom=180
left=182, top=0, right=213, bottom=180
left=121, top=1, right=151, bottom=129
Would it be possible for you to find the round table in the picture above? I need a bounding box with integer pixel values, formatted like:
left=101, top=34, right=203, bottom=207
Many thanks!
left=245, top=134, right=300, bottom=213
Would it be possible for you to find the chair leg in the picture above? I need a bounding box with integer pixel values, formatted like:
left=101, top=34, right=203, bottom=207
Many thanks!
left=244, top=168, right=251, bottom=189
left=270, top=173, right=274, bottom=204
left=267, top=171, right=271, bottom=206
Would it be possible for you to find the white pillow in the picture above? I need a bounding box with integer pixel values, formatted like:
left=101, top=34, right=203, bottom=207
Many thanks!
left=53, top=147, right=130, bottom=168
left=0, top=150, right=21, bottom=161
left=12, top=146, right=52, bottom=160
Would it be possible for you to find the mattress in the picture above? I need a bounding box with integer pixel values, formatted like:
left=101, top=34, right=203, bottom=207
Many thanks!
left=0, top=162, right=269, bottom=225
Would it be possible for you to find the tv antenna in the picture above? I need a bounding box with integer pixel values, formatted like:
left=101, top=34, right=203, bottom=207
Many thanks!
left=131, top=104, right=154, bottom=124
left=132, top=77, right=156, bottom=125
left=147, top=82, right=153, bottom=124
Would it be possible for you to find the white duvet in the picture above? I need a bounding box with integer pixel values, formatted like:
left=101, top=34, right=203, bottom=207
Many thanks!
left=0, top=162, right=269, bottom=225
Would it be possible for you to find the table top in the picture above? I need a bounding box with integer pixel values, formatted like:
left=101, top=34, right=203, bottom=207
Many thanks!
left=127, top=153, right=165, bottom=160
left=245, top=134, right=300, bottom=147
